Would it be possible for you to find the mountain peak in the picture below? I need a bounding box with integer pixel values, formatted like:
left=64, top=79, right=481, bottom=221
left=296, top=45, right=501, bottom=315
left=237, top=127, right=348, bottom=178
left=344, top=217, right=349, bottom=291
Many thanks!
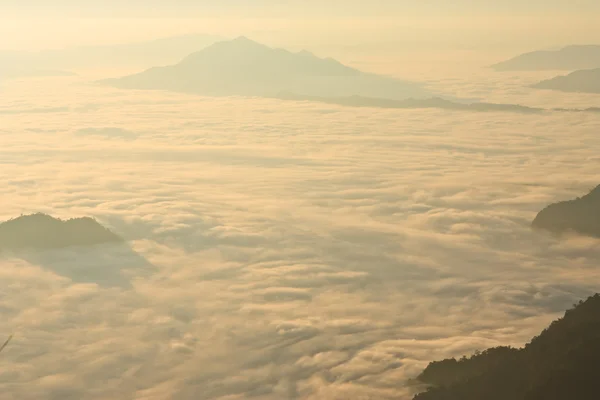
left=105, top=37, right=435, bottom=100
left=297, top=49, right=315, bottom=57
left=231, top=36, right=254, bottom=43
left=179, top=36, right=272, bottom=63
left=213, top=36, right=268, bottom=50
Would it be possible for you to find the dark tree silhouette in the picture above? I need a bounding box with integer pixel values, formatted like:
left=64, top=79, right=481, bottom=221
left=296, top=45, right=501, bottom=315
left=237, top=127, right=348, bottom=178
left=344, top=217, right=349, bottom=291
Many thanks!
left=532, top=185, right=600, bottom=238
left=414, top=294, right=600, bottom=400
left=0, top=335, right=12, bottom=355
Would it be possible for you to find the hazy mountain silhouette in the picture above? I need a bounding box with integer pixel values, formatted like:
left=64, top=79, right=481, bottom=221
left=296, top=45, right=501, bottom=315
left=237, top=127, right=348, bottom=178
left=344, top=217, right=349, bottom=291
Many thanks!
left=532, top=68, right=600, bottom=93
left=0, top=33, right=222, bottom=72
left=0, top=66, right=75, bottom=81
left=0, top=213, right=153, bottom=288
left=102, top=36, right=436, bottom=100
left=491, top=45, right=600, bottom=71
left=532, top=185, right=600, bottom=238
left=414, top=294, right=600, bottom=400
left=277, top=92, right=543, bottom=113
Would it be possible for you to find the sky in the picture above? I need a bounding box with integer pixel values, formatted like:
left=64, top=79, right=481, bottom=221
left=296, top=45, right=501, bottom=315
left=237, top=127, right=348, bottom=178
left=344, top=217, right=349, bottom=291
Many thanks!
left=4, top=1, right=600, bottom=17
left=1, top=1, right=600, bottom=52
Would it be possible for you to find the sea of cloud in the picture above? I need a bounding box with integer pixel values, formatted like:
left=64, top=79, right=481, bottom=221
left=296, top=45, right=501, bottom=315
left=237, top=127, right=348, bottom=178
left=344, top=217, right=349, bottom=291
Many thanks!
left=1, top=74, right=600, bottom=399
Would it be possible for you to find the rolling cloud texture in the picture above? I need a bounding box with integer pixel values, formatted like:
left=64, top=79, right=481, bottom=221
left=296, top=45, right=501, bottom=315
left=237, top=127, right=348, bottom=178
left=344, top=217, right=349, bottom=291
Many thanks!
left=0, top=69, right=600, bottom=399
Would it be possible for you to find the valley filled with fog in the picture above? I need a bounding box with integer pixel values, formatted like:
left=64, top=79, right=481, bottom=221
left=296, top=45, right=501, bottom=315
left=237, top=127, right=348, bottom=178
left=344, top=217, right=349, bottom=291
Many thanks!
left=1, top=61, right=600, bottom=399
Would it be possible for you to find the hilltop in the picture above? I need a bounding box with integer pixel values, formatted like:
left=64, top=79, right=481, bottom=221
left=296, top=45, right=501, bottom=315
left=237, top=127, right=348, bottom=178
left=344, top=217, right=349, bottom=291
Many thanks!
left=414, top=294, right=600, bottom=400
left=0, top=213, right=123, bottom=251
left=102, top=36, right=435, bottom=100
left=532, top=185, right=600, bottom=238
left=532, top=68, right=600, bottom=93
left=491, top=45, right=600, bottom=71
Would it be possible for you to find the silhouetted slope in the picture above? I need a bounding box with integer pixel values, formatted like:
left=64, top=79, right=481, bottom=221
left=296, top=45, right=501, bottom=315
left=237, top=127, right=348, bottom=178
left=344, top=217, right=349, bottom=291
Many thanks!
left=0, top=213, right=123, bottom=250
left=414, top=294, right=600, bottom=400
left=102, top=37, right=435, bottom=100
left=417, top=346, right=521, bottom=388
left=491, top=45, right=600, bottom=71
left=532, top=68, right=600, bottom=93
left=532, top=185, right=600, bottom=237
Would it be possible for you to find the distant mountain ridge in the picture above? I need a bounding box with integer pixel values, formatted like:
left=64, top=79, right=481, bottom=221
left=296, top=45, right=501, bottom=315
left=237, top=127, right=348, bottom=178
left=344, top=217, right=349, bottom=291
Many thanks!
left=101, top=36, right=436, bottom=100
left=0, top=33, right=222, bottom=73
left=277, top=92, right=543, bottom=113
left=532, top=185, right=600, bottom=238
left=278, top=92, right=600, bottom=114
left=532, top=68, right=600, bottom=93
left=414, top=294, right=600, bottom=400
left=0, top=213, right=123, bottom=251
left=491, top=45, right=600, bottom=71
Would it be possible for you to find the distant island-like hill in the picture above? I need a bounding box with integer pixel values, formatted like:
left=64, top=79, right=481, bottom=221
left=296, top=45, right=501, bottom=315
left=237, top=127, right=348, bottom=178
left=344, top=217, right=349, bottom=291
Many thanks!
left=413, top=293, right=600, bottom=400
left=532, top=185, right=600, bottom=238
left=491, top=45, right=600, bottom=71
left=0, top=213, right=123, bottom=251
left=532, top=68, right=600, bottom=94
left=101, top=36, right=438, bottom=101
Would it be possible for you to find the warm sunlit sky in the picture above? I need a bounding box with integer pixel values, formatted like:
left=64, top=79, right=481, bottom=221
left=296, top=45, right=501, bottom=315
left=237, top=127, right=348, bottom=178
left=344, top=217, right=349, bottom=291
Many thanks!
left=1, top=1, right=600, bottom=52
left=3, top=2, right=600, bottom=400
left=4, top=1, right=600, bottom=16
